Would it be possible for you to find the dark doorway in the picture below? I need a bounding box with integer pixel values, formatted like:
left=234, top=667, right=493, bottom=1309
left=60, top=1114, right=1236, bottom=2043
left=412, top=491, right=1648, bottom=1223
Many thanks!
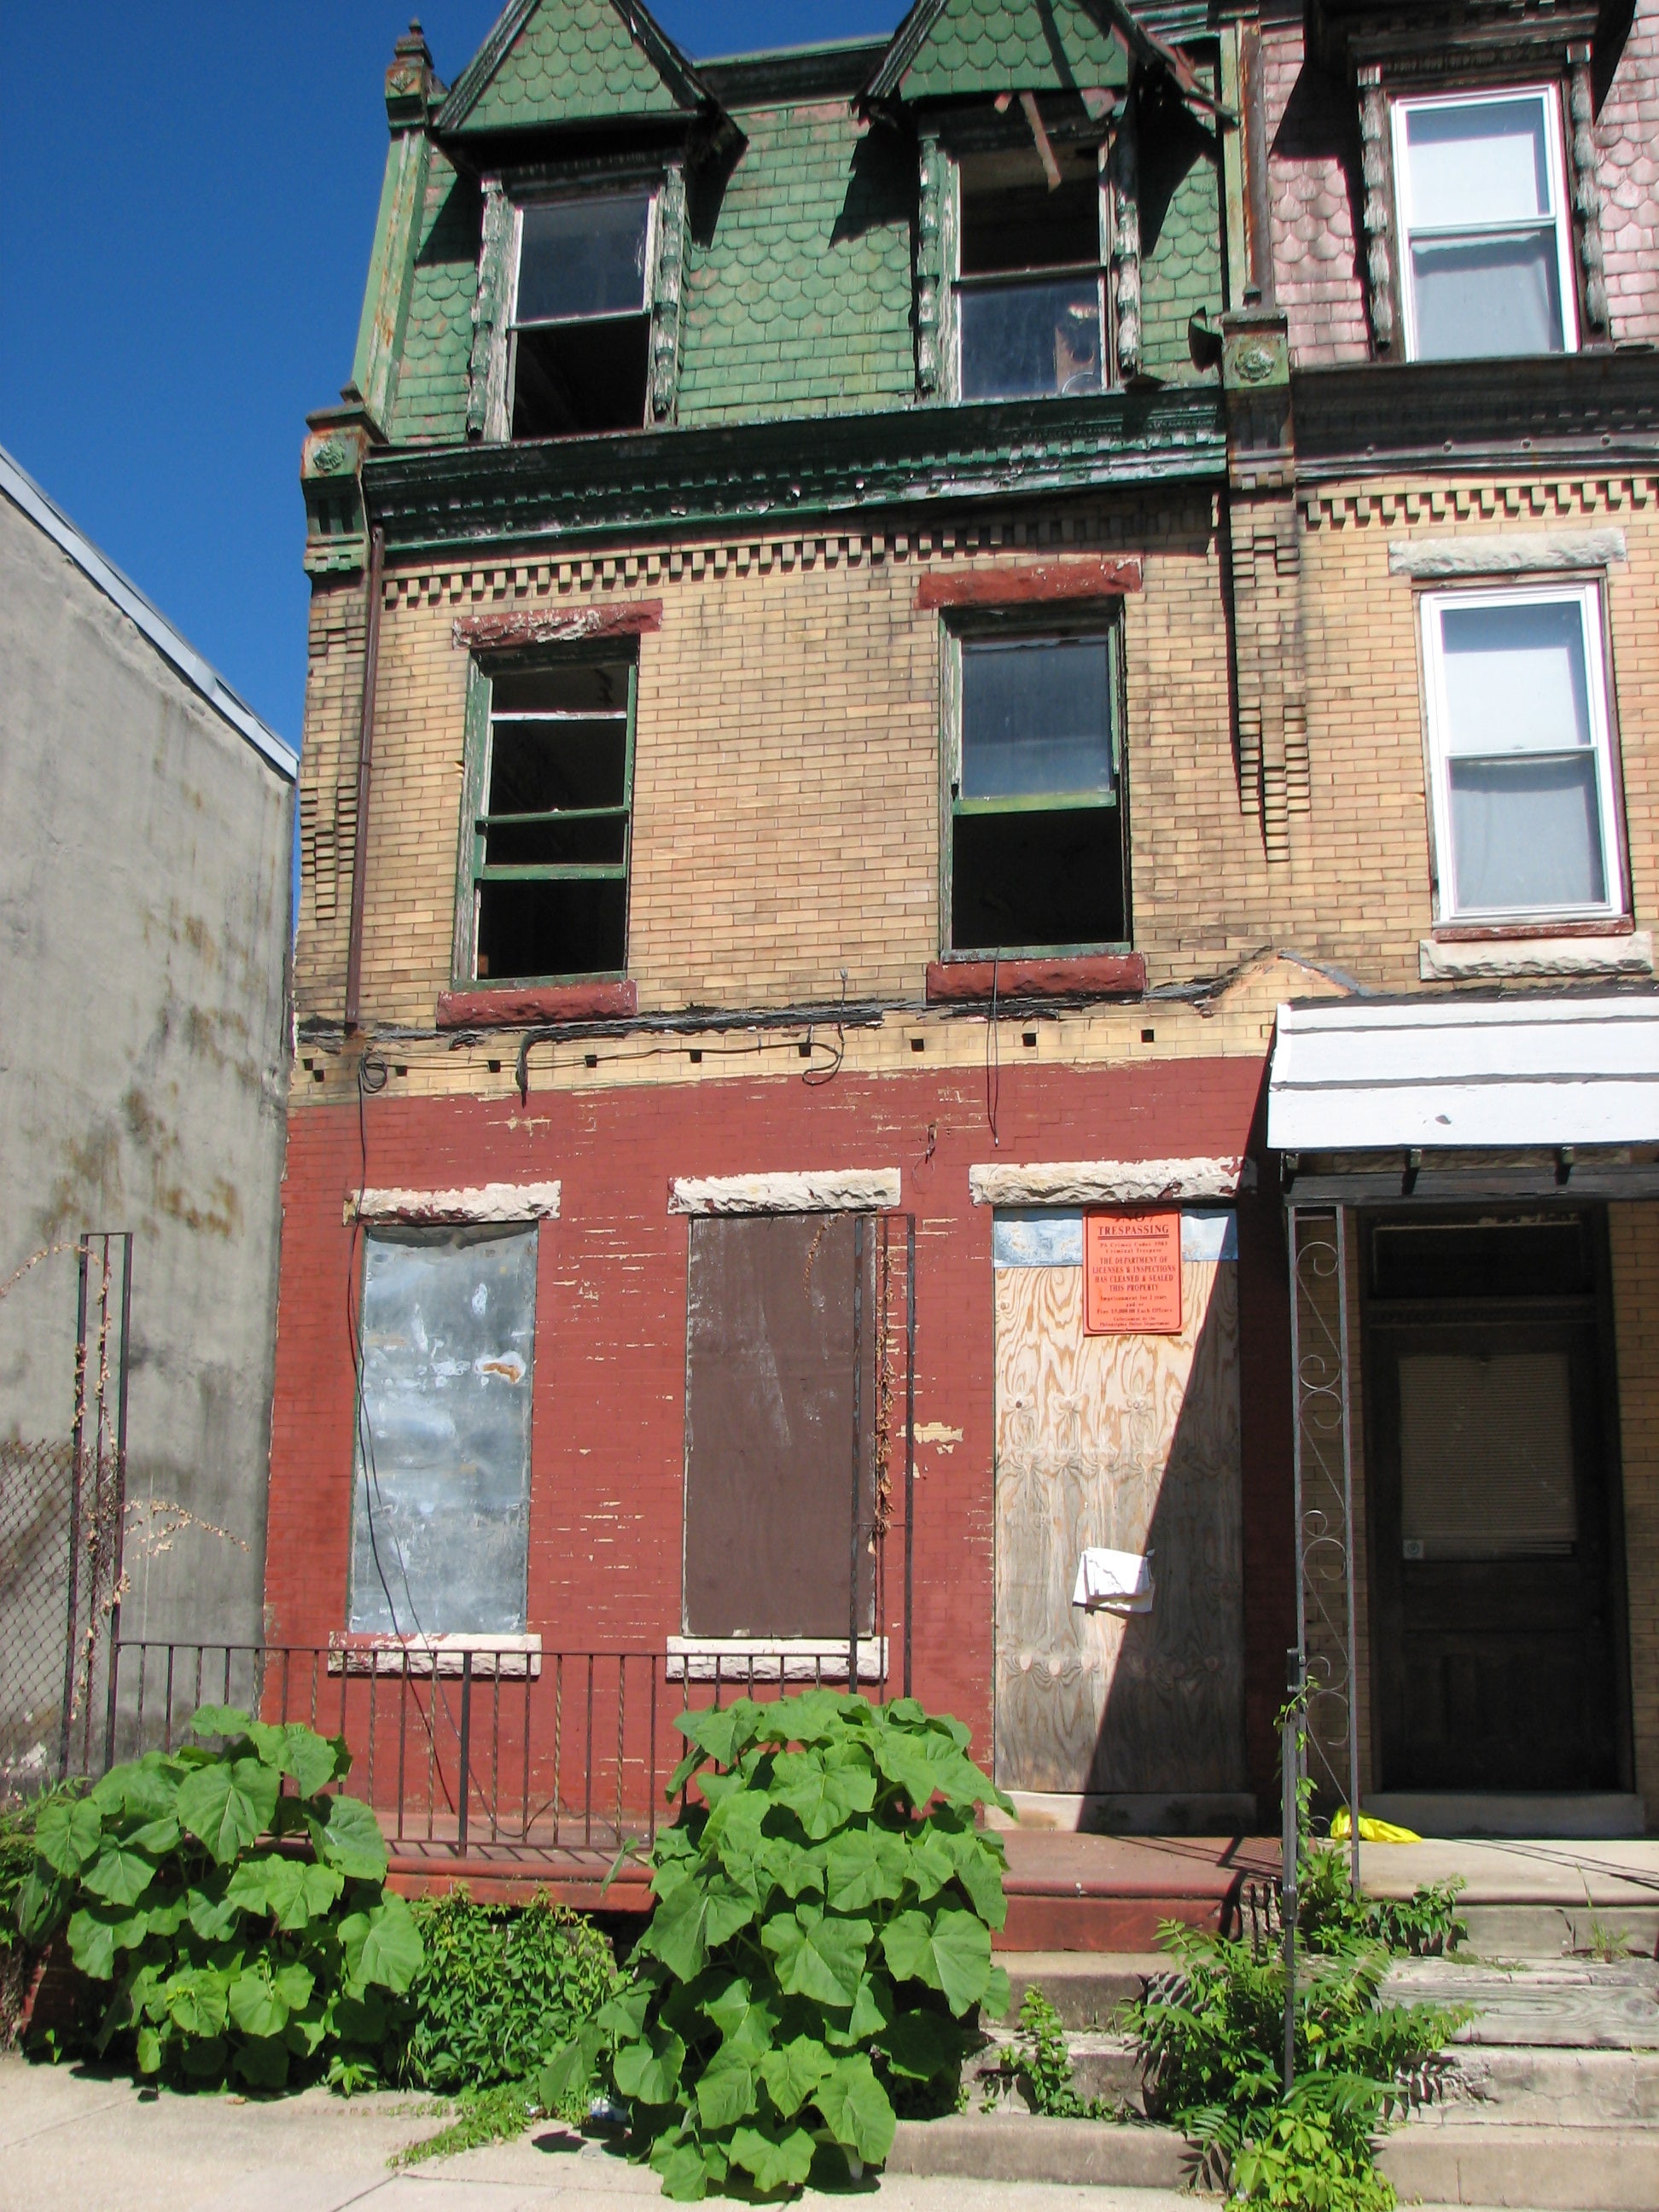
left=1364, top=1211, right=1627, bottom=1794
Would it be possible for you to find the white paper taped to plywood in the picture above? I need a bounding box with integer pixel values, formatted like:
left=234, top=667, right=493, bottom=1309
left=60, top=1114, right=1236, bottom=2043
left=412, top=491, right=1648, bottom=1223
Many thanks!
left=971, top=1157, right=1251, bottom=1208
left=668, top=1169, right=901, bottom=1215
left=1072, top=1548, right=1155, bottom=1614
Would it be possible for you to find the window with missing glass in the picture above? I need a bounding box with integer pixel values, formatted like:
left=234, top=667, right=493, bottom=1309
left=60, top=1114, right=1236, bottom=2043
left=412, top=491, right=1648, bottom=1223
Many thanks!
left=461, top=653, right=636, bottom=985
left=1420, top=583, right=1621, bottom=924
left=1392, top=90, right=1576, bottom=360
left=509, top=188, right=655, bottom=437
left=946, top=625, right=1127, bottom=954
left=348, top=1225, right=537, bottom=1636
left=956, top=147, right=1107, bottom=402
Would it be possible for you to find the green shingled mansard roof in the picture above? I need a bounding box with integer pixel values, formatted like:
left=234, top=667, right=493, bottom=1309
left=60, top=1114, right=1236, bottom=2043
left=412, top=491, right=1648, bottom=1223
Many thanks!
left=438, top=0, right=709, bottom=134
left=867, top=0, right=1138, bottom=102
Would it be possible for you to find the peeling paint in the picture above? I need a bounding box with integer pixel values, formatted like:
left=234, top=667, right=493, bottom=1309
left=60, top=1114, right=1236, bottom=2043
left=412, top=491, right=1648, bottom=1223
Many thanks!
left=915, top=1421, right=963, bottom=1452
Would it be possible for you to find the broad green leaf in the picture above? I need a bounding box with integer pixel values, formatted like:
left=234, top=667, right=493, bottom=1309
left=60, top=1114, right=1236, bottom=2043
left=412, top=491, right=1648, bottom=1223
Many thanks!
left=760, top=1905, right=870, bottom=2007
left=701, top=1976, right=777, bottom=2062
left=278, top=1724, right=341, bottom=1798
left=847, top=1968, right=894, bottom=2042
left=357, top=1893, right=423, bottom=1991
left=672, top=1698, right=764, bottom=1771
left=274, top=1959, right=315, bottom=2010
left=90, top=1764, right=173, bottom=1823
left=694, top=2047, right=757, bottom=2129
left=538, top=2039, right=595, bottom=2116
left=728, top=2120, right=815, bottom=2192
left=126, top=1815, right=181, bottom=1857
left=614, top=2027, right=685, bottom=2107
left=653, top=2141, right=710, bottom=2203
left=882, top=1698, right=928, bottom=1727
left=244, top=1721, right=288, bottom=1767
left=33, top=1796, right=103, bottom=1877
left=754, top=1834, right=825, bottom=1902
left=881, top=1906, right=993, bottom=2017
left=703, top=1787, right=768, bottom=1878
left=187, top=1704, right=253, bottom=1742
left=66, top=1906, right=121, bottom=1980
left=871, top=1731, right=954, bottom=1812
left=882, top=2008, right=956, bottom=2081
left=235, top=2034, right=290, bottom=2088
left=186, top=1882, right=239, bottom=1942
left=317, top=1793, right=387, bottom=1879
left=224, top=1855, right=274, bottom=1917
left=769, top=1750, right=875, bottom=1841
left=134, top=2024, right=162, bottom=2074
left=165, top=1965, right=230, bottom=2037
left=821, top=1827, right=905, bottom=1912
left=178, top=2033, right=229, bottom=2081
left=814, top=2051, right=897, bottom=2163
left=908, top=1829, right=958, bottom=1903
left=176, top=1755, right=279, bottom=1864
left=642, top=1868, right=757, bottom=1981
left=595, top=1978, right=654, bottom=2043
left=759, top=2033, right=831, bottom=2119
left=986, top=1964, right=1010, bottom=2018
left=939, top=1826, right=1008, bottom=1928
left=16, top=1866, right=67, bottom=1945
left=754, top=1690, right=854, bottom=1748
left=228, top=1967, right=290, bottom=2038
left=284, top=2004, right=329, bottom=2058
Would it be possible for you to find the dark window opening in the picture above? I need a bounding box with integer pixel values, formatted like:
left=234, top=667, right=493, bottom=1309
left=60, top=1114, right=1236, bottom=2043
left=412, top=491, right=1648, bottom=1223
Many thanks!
left=474, top=657, right=633, bottom=982
left=510, top=190, right=653, bottom=439
left=1369, top=1214, right=1595, bottom=1302
left=951, top=632, right=1126, bottom=953
left=958, top=148, right=1105, bottom=401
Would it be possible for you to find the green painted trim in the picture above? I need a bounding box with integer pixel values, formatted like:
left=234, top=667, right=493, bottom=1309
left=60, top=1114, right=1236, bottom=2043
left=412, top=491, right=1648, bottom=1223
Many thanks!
left=1218, top=25, right=1249, bottom=312
left=366, top=387, right=1226, bottom=555
left=352, top=127, right=433, bottom=434
left=478, top=863, right=628, bottom=881
left=437, top=0, right=713, bottom=135
left=453, top=660, right=493, bottom=983
left=952, top=791, right=1117, bottom=817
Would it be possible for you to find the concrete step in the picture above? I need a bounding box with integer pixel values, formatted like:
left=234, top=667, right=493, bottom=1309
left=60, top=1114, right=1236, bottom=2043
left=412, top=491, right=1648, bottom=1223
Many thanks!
left=887, top=2109, right=1189, bottom=2188
left=1386, top=1956, right=1659, bottom=2046
left=991, top=1950, right=1165, bottom=2028
left=975, top=2023, right=1146, bottom=2111
left=1378, top=2119, right=1659, bottom=2210
left=1441, top=2045, right=1659, bottom=2126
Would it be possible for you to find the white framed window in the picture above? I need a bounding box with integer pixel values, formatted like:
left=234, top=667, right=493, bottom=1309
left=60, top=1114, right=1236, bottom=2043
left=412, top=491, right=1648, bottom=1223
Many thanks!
left=508, top=186, right=657, bottom=437
left=1391, top=88, right=1577, bottom=361
left=1421, top=583, right=1621, bottom=925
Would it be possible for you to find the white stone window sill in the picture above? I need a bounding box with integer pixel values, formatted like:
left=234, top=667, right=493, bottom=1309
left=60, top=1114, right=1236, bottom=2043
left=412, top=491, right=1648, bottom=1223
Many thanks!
left=1419, top=931, right=1652, bottom=981
left=665, top=1637, right=887, bottom=1684
left=328, top=1633, right=542, bottom=1678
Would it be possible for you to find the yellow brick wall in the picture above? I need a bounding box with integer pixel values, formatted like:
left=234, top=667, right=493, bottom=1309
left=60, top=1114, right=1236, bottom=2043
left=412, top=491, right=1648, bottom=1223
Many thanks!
left=293, top=471, right=1659, bottom=1032
left=1610, top=1202, right=1659, bottom=1829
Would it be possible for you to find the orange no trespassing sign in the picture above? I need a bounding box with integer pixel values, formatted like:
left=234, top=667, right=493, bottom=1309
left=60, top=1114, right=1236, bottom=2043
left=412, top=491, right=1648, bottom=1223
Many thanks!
left=1083, top=1210, right=1183, bottom=1336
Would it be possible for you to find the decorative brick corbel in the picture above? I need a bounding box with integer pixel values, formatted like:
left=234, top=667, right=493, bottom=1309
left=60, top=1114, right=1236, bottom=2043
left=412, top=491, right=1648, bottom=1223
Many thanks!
left=468, top=176, right=513, bottom=440
left=1109, top=101, right=1141, bottom=381
left=300, top=408, right=372, bottom=579
left=916, top=132, right=945, bottom=396
left=1356, top=65, right=1397, bottom=356
left=650, top=163, right=687, bottom=421
left=1566, top=44, right=1610, bottom=342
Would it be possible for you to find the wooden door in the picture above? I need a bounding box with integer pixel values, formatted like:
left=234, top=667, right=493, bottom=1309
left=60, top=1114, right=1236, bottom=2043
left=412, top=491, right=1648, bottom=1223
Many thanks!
left=1369, top=1317, right=1620, bottom=1792
left=992, top=1211, right=1245, bottom=1796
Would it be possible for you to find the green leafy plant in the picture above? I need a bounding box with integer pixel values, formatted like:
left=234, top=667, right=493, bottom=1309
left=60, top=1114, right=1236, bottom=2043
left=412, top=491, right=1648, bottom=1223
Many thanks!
left=16, top=1703, right=423, bottom=2089
left=393, top=2079, right=546, bottom=2168
left=1130, top=1924, right=1465, bottom=2211
left=538, top=1690, right=1010, bottom=2201
left=1300, top=1843, right=1466, bottom=1959
left=1007, top=1982, right=1109, bottom=2119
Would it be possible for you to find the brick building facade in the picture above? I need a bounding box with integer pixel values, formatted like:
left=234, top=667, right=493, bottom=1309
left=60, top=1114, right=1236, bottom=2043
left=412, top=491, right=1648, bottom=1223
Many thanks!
left=271, top=0, right=1659, bottom=1847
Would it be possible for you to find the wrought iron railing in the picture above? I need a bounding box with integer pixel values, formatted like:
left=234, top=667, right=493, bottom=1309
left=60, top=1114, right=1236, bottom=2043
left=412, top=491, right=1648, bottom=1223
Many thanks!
left=103, top=1640, right=880, bottom=1866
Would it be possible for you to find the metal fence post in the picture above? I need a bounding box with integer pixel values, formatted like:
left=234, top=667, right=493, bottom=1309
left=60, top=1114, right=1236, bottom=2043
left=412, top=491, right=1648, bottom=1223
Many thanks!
left=1281, top=1645, right=1302, bottom=2093
left=457, top=1650, right=473, bottom=1855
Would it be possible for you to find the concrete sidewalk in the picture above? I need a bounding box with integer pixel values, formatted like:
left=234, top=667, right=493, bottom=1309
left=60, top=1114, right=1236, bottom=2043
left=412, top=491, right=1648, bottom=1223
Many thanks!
left=0, top=2052, right=1576, bottom=2210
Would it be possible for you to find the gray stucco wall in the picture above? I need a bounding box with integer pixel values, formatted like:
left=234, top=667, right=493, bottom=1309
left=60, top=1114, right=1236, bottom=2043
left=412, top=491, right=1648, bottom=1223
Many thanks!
left=0, top=488, right=293, bottom=1677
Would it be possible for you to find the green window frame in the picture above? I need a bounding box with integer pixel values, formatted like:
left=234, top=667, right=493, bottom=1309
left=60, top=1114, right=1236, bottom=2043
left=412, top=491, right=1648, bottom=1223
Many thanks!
left=453, top=648, right=637, bottom=987
left=940, top=613, right=1131, bottom=958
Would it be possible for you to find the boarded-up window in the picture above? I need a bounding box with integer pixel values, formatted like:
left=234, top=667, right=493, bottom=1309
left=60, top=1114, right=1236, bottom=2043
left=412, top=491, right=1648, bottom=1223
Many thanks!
left=684, top=1214, right=877, bottom=1639
left=348, top=1226, right=538, bottom=1634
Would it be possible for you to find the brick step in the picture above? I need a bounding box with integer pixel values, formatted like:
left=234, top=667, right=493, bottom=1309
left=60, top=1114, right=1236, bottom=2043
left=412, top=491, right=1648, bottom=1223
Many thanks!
left=996, top=1831, right=1272, bottom=1953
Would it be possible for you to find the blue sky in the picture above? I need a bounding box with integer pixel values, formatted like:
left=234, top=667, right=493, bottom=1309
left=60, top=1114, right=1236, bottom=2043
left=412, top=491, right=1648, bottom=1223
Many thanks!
left=0, top=4, right=902, bottom=751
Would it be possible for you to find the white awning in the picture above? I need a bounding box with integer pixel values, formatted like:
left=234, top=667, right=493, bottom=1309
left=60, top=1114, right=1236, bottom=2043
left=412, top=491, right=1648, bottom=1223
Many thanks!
left=1267, top=995, right=1659, bottom=1152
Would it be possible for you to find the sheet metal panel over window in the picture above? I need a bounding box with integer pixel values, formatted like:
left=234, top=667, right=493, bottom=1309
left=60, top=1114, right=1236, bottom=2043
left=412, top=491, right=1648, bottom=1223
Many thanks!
left=348, top=1226, right=537, bottom=1635
left=683, top=1214, right=876, bottom=1640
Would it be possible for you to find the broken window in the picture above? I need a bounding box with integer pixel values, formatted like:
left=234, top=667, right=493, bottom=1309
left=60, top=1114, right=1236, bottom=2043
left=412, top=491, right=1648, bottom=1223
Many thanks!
left=348, top=1226, right=538, bottom=1636
left=948, top=626, right=1127, bottom=953
left=957, top=147, right=1106, bottom=401
left=510, top=189, right=655, bottom=438
left=1420, top=584, right=1621, bottom=923
left=468, top=653, right=635, bottom=984
left=1392, top=90, right=1575, bottom=360
left=683, top=1214, right=877, bottom=1639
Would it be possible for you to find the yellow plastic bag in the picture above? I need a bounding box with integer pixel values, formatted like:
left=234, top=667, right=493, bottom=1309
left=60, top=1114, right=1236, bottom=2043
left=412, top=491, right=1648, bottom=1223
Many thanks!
left=1330, top=1807, right=1422, bottom=1844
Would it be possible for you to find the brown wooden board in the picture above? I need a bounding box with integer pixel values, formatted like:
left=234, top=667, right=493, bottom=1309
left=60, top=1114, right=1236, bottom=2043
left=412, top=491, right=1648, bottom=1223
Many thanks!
left=684, top=1214, right=876, bottom=1639
left=992, top=1252, right=1244, bottom=1795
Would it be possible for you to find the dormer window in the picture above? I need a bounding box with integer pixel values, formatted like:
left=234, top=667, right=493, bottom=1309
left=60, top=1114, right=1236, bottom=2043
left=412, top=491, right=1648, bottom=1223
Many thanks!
left=956, top=148, right=1107, bottom=402
left=1392, top=90, right=1576, bottom=361
left=509, top=188, right=655, bottom=437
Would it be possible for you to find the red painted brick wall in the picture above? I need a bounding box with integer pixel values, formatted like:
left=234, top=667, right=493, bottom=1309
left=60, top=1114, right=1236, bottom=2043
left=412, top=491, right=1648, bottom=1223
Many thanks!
left=268, top=1054, right=1290, bottom=1807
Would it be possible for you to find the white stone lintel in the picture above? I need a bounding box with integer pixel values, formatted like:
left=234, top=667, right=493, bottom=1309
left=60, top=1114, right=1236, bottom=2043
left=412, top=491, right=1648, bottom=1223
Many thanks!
left=1388, top=528, right=1627, bottom=579
left=668, top=1170, right=901, bottom=1216
left=665, top=1637, right=888, bottom=1684
left=327, top=1633, right=542, bottom=1678
left=345, top=1181, right=561, bottom=1226
left=1419, top=932, right=1653, bottom=981
left=969, top=1156, right=1253, bottom=1208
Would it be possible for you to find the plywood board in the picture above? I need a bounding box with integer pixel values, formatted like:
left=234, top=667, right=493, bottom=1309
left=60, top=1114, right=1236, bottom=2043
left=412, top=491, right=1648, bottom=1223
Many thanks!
left=993, top=1251, right=1244, bottom=1795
